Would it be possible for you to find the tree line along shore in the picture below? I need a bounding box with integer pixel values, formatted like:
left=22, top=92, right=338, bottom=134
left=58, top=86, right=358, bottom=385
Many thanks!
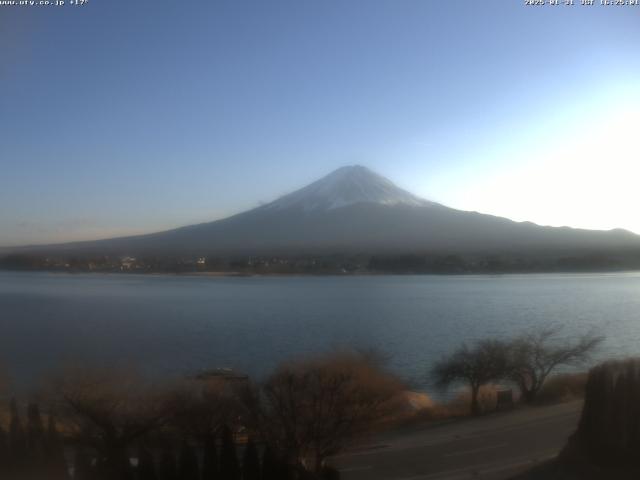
left=3, top=251, right=640, bottom=275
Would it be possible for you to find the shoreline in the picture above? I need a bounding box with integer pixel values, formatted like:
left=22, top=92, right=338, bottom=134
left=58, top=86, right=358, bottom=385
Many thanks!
left=2, top=268, right=640, bottom=279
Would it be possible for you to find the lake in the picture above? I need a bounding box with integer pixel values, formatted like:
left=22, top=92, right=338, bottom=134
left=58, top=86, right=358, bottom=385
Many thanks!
left=1, top=271, right=640, bottom=393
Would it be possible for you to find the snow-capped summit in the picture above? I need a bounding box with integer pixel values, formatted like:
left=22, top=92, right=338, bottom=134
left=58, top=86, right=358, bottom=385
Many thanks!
left=263, top=165, right=435, bottom=212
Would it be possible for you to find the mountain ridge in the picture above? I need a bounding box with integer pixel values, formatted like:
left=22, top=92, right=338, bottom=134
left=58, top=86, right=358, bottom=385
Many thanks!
left=3, top=166, right=640, bottom=259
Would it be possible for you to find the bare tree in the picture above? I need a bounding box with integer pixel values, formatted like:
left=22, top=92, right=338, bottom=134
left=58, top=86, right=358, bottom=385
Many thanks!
left=163, top=377, right=244, bottom=442
left=246, top=350, right=403, bottom=474
left=432, top=339, right=510, bottom=416
left=51, top=367, right=174, bottom=480
left=507, top=327, right=603, bottom=403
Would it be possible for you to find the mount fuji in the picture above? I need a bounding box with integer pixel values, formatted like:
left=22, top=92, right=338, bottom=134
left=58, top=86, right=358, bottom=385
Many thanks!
left=9, top=165, right=640, bottom=257
left=262, top=165, right=433, bottom=212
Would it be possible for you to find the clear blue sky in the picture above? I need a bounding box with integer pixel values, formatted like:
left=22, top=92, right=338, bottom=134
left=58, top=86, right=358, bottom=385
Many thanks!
left=1, top=0, right=639, bottom=246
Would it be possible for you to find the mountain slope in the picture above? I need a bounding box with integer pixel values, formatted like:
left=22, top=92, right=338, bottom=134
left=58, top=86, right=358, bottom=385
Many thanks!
left=7, top=165, right=640, bottom=257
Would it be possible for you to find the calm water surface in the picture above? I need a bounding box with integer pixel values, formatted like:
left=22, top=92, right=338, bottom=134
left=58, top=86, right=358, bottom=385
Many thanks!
left=1, top=271, right=639, bottom=392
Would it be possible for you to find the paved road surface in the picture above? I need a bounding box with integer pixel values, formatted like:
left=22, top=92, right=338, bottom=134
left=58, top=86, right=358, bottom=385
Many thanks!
left=333, top=401, right=582, bottom=480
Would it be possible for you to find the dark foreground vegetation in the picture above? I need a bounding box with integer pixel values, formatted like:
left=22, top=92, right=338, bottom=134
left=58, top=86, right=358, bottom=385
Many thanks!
left=0, top=329, right=603, bottom=480
left=3, top=251, right=640, bottom=275
left=0, top=351, right=401, bottom=480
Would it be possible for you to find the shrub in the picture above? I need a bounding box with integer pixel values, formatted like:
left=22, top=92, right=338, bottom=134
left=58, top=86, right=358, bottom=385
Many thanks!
left=535, top=373, right=588, bottom=405
left=248, top=350, right=403, bottom=474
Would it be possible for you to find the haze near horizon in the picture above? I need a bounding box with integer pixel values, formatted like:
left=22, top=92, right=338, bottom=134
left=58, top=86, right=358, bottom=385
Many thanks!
left=1, top=0, right=639, bottom=247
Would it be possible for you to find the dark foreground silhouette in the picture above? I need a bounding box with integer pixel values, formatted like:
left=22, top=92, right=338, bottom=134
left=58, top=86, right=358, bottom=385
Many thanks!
left=515, top=357, right=640, bottom=479
left=0, top=350, right=401, bottom=480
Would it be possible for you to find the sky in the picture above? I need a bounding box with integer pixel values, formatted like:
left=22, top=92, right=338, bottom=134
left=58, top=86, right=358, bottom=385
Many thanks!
left=1, top=0, right=639, bottom=246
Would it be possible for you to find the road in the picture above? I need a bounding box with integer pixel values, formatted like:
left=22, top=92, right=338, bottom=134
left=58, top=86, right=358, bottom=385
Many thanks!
left=333, top=401, right=582, bottom=480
